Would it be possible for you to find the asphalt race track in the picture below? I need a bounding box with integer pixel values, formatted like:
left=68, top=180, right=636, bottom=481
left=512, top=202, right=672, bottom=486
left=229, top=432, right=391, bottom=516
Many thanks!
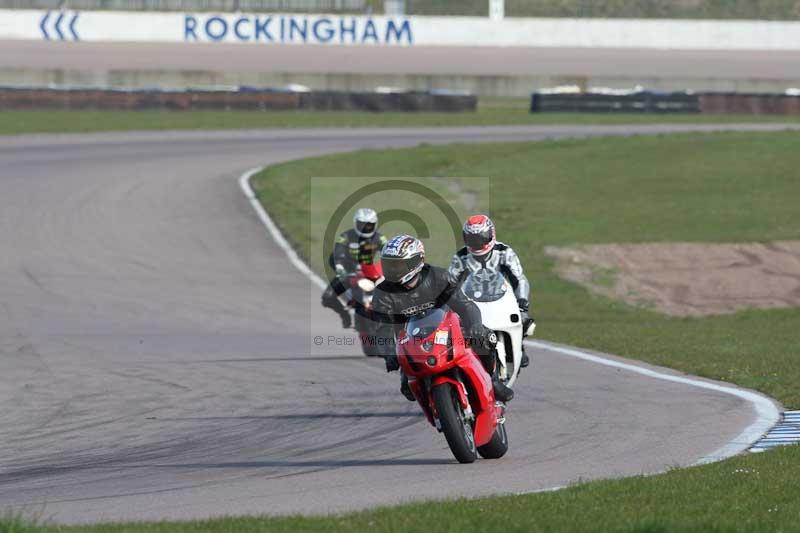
left=3, top=40, right=800, bottom=80
left=0, top=124, right=791, bottom=524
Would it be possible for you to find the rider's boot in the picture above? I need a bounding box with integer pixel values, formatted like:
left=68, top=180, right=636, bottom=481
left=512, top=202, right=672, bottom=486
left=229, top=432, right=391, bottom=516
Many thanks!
left=322, top=284, right=352, bottom=329
left=492, top=369, right=514, bottom=403
left=400, top=372, right=416, bottom=401
left=520, top=345, right=530, bottom=368
left=520, top=316, right=535, bottom=368
left=479, top=352, right=514, bottom=402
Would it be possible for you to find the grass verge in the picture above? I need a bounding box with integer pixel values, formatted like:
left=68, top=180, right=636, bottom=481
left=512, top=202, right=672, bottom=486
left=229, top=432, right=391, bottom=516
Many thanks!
left=253, top=131, right=800, bottom=407
left=1, top=103, right=799, bottom=136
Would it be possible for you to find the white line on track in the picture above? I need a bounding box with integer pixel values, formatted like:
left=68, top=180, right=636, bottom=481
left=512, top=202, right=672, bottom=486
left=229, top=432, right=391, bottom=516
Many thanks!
left=239, top=166, right=326, bottom=291
left=238, top=165, right=781, bottom=468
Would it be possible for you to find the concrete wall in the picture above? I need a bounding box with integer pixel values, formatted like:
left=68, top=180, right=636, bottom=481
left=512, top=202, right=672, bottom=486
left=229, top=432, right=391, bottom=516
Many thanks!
left=5, top=9, right=800, bottom=49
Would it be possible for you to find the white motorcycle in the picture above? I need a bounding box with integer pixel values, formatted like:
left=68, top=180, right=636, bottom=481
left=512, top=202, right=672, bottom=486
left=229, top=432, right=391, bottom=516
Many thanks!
left=461, top=268, right=531, bottom=387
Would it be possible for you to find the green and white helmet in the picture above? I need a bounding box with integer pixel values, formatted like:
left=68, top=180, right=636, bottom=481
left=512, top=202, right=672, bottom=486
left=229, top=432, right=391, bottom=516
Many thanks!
left=354, top=207, right=378, bottom=238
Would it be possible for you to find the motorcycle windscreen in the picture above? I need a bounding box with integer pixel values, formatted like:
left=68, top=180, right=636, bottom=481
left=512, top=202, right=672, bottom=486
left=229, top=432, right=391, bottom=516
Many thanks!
left=406, top=307, right=447, bottom=339
left=461, top=269, right=508, bottom=302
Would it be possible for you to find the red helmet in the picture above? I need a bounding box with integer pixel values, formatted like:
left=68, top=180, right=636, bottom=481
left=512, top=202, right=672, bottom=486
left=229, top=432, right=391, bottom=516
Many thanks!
left=462, top=215, right=496, bottom=257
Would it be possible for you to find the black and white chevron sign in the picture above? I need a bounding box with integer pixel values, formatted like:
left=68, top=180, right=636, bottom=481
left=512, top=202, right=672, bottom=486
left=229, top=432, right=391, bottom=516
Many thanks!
left=40, top=11, right=80, bottom=41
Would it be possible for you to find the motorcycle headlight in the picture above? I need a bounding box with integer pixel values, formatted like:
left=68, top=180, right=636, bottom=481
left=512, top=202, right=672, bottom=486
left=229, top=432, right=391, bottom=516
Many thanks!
left=357, top=278, right=375, bottom=292
left=426, top=355, right=437, bottom=367
left=422, top=340, right=434, bottom=352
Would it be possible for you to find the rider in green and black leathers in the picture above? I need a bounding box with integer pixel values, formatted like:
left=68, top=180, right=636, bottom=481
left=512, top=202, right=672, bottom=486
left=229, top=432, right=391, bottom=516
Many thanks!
left=321, top=208, right=388, bottom=328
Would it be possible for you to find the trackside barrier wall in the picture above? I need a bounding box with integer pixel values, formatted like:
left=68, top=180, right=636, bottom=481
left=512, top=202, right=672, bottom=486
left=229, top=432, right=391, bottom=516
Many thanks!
left=698, top=93, right=800, bottom=114
left=530, top=91, right=800, bottom=115
left=0, top=86, right=478, bottom=111
left=5, top=9, right=800, bottom=49
left=530, top=92, right=700, bottom=114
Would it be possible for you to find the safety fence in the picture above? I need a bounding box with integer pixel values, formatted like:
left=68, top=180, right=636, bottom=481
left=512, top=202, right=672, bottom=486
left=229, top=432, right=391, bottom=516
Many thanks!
left=530, top=90, right=800, bottom=115
left=0, top=85, right=477, bottom=112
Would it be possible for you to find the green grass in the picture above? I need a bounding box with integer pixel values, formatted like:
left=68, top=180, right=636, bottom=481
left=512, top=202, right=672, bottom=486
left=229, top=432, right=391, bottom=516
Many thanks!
left=253, top=131, right=800, bottom=407
left=1, top=105, right=798, bottom=135
left=5, top=445, right=800, bottom=532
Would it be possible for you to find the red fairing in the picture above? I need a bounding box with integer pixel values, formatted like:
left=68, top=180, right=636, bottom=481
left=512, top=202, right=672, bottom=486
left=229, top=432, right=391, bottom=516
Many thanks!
left=397, top=310, right=499, bottom=448
left=360, top=261, right=383, bottom=281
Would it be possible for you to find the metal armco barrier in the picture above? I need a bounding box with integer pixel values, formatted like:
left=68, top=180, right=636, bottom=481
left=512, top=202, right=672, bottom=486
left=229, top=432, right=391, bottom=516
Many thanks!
left=531, top=91, right=800, bottom=115
left=0, top=86, right=477, bottom=112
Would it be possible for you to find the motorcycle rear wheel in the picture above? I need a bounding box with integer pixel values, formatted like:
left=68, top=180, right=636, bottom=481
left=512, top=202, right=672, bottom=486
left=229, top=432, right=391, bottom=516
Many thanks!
left=477, top=421, right=509, bottom=459
left=433, top=383, right=477, bottom=464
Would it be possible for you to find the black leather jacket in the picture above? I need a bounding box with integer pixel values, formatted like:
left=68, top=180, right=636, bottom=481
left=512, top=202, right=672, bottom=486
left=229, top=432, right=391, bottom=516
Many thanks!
left=330, top=228, right=387, bottom=275
left=372, top=264, right=483, bottom=344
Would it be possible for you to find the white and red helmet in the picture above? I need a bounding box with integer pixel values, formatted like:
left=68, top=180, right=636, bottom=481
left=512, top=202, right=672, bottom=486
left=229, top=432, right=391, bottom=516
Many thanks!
left=462, top=214, right=496, bottom=257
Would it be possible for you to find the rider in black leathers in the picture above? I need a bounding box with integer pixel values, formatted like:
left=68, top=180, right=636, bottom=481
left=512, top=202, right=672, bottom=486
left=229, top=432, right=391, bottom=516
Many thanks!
left=372, top=234, right=514, bottom=403
left=321, top=208, right=387, bottom=328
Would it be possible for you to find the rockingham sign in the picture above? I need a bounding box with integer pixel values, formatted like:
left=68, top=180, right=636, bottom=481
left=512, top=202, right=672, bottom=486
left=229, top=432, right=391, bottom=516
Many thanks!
left=0, top=10, right=415, bottom=45
left=2, top=9, right=800, bottom=50
left=183, top=13, right=413, bottom=44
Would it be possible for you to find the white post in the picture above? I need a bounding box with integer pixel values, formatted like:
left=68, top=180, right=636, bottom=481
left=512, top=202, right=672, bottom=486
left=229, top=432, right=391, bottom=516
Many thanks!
left=489, top=0, right=505, bottom=20
left=384, top=0, right=406, bottom=16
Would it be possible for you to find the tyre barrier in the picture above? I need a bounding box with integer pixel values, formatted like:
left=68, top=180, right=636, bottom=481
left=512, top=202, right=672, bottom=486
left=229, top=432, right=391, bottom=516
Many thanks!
left=530, top=90, right=700, bottom=114
left=0, top=85, right=477, bottom=112
left=698, top=93, right=800, bottom=115
left=531, top=90, right=800, bottom=115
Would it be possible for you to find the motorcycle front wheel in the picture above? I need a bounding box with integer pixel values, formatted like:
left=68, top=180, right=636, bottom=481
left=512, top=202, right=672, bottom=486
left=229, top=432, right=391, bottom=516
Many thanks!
left=433, top=383, right=477, bottom=464
left=477, top=421, right=508, bottom=459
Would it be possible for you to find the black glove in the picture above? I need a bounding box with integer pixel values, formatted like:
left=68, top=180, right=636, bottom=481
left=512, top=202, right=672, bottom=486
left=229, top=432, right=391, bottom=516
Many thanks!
left=522, top=313, right=536, bottom=337
left=384, top=353, right=400, bottom=372
left=467, top=324, right=497, bottom=350
left=340, top=311, right=352, bottom=329
left=517, top=299, right=536, bottom=336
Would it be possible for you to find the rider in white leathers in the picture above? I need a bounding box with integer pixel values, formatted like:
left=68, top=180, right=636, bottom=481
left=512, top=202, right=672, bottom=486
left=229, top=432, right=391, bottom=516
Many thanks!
left=448, top=215, right=534, bottom=368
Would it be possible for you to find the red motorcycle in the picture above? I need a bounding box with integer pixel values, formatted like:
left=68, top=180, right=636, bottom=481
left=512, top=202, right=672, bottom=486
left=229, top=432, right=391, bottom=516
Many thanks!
left=397, top=307, right=508, bottom=463
left=349, top=262, right=385, bottom=357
